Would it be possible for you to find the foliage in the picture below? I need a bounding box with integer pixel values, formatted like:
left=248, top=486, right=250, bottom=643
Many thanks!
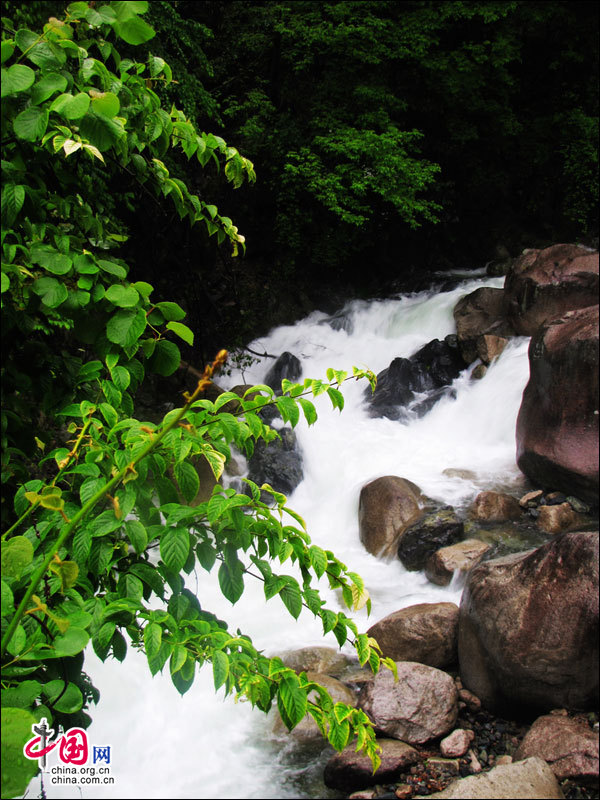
left=1, top=4, right=389, bottom=797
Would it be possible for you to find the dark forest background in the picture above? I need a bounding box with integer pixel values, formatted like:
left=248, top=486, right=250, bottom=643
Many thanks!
left=5, top=0, right=598, bottom=360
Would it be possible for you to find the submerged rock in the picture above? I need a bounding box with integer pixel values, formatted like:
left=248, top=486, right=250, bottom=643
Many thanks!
left=425, top=539, right=491, bottom=586
left=397, top=508, right=464, bottom=570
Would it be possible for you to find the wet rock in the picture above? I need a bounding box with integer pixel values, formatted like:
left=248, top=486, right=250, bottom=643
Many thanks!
left=264, top=351, right=302, bottom=393
left=367, top=602, right=459, bottom=669
left=475, top=335, right=508, bottom=365
left=566, top=496, right=591, bottom=514
left=503, top=244, right=599, bottom=336
left=359, top=476, right=426, bottom=558
left=358, top=661, right=458, bottom=744
left=397, top=508, right=464, bottom=571
left=515, top=714, right=599, bottom=782
left=536, top=503, right=586, bottom=534
left=470, top=364, right=487, bottom=380
left=458, top=531, right=599, bottom=714
left=468, top=491, right=522, bottom=522
left=324, top=739, right=420, bottom=790
left=368, top=337, right=467, bottom=419
left=278, top=646, right=354, bottom=677
left=441, top=729, right=476, bottom=758
left=427, top=757, right=564, bottom=798
left=516, top=305, right=599, bottom=507
left=248, top=427, right=303, bottom=497
left=425, top=540, right=492, bottom=587
left=453, top=287, right=515, bottom=364
left=320, top=309, right=355, bottom=333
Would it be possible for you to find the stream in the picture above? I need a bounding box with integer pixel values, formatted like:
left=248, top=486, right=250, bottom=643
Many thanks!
left=33, top=272, right=533, bottom=799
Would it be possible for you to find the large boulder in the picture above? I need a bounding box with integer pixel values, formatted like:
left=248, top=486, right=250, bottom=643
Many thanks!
left=458, top=531, right=599, bottom=714
left=504, top=244, right=599, bottom=336
left=453, top=287, right=515, bottom=364
left=397, top=508, right=464, bottom=571
left=514, top=714, right=599, bottom=782
left=366, top=603, right=459, bottom=669
left=358, top=476, right=426, bottom=558
left=516, top=305, right=599, bottom=506
left=323, top=739, right=419, bottom=791
left=358, top=661, right=458, bottom=744
left=428, top=757, right=564, bottom=798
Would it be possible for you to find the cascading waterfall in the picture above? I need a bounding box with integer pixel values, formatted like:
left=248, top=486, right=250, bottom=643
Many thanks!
left=36, top=274, right=532, bottom=800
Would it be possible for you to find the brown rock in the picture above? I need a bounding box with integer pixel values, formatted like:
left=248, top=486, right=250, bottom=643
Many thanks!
left=453, top=288, right=515, bottom=364
left=514, top=714, right=599, bottom=781
left=440, top=729, right=475, bottom=758
left=495, top=755, right=513, bottom=766
left=425, top=540, right=492, bottom=586
left=358, top=661, right=458, bottom=744
left=367, top=603, right=459, bottom=669
left=458, top=531, right=599, bottom=714
left=519, top=489, right=544, bottom=508
left=359, top=476, right=426, bottom=558
left=504, top=243, right=599, bottom=336
left=471, top=364, right=487, bottom=380
left=536, top=502, right=586, bottom=534
left=428, top=757, right=564, bottom=798
left=516, top=305, right=599, bottom=506
left=458, top=689, right=481, bottom=712
left=324, top=739, right=420, bottom=790
left=427, top=758, right=460, bottom=775
left=476, top=334, right=508, bottom=364
left=469, top=491, right=522, bottom=522
left=395, top=785, right=414, bottom=799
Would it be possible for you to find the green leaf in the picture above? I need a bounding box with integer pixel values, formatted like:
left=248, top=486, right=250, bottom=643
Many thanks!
left=144, top=622, right=162, bottom=659
left=30, top=244, right=72, bottom=275
left=277, top=672, right=307, bottom=729
left=327, top=387, right=345, bottom=411
left=124, top=520, right=147, bottom=554
left=212, top=650, right=229, bottom=690
left=195, top=540, right=216, bottom=572
left=13, top=106, right=49, bottom=142
left=97, top=259, right=127, bottom=279
left=328, top=717, right=351, bottom=751
left=160, top=527, right=189, bottom=573
left=105, top=284, right=140, bottom=308
left=52, top=627, right=90, bottom=657
left=129, top=563, right=165, bottom=598
left=1, top=40, right=15, bottom=64
left=1, top=580, right=14, bottom=617
left=60, top=92, right=91, bottom=120
left=309, top=545, right=327, bottom=578
left=93, top=621, right=116, bottom=660
left=173, top=461, right=199, bottom=503
left=1, top=536, right=34, bottom=579
left=79, top=111, right=124, bottom=151
left=113, top=16, right=155, bottom=45
left=155, top=301, right=186, bottom=321
left=1, top=64, right=35, bottom=96
left=31, top=276, right=68, bottom=308
left=170, top=644, right=188, bottom=674
left=276, top=395, right=300, bottom=427
left=166, top=321, right=194, bottom=346
left=218, top=560, right=244, bottom=604
left=106, top=308, right=146, bottom=348
left=72, top=527, right=92, bottom=566
left=91, top=91, right=120, bottom=117
left=0, top=708, right=39, bottom=799
left=297, top=397, right=318, bottom=425
left=170, top=653, right=195, bottom=695
left=279, top=580, right=302, bottom=620
left=31, top=72, right=68, bottom=104
left=148, top=339, right=180, bottom=376
left=1, top=183, right=25, bottom=226
left=42, top=680, right=83, bottom=713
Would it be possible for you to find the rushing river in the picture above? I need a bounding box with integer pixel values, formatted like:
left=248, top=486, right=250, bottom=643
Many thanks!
left=32, top=273, right=532, bottom=799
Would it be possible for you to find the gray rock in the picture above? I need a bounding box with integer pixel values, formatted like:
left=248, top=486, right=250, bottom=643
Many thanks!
left=358, top=661, right=458, bottom=744
left=397, top=508, right=464, bottom=571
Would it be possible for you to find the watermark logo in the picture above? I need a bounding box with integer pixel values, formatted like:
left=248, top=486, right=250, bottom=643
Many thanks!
left=24, top=718, right=115, bottom=787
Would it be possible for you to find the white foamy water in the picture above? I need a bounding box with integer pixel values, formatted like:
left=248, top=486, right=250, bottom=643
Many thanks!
left=34, top=275, right=531, bottom=799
